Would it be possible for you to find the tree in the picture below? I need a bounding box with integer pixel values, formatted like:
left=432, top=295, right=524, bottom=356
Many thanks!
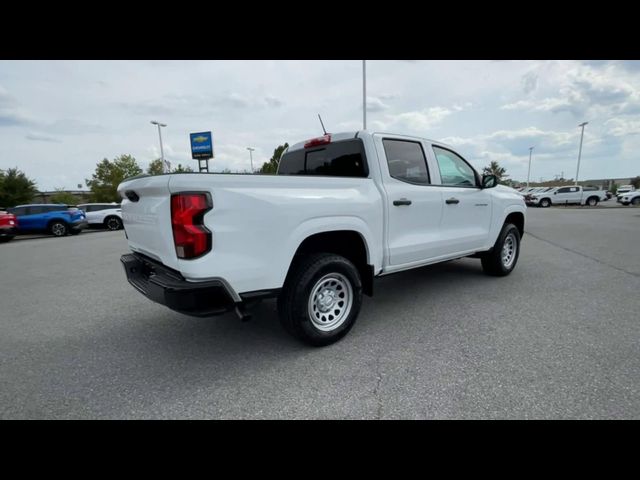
left=86, top=154, right=142, bottom=203
left=0, top=167, right=38, bottom=207
left=482, top=161, right=509, bottom=183
left=147, top=159, right=194, bottom=175
left=258, top=143, right=289, bottom=174
left=49, top=188, right=78, bottom=205
left=172, top=163, right=194, bottom=173
left=147, top=158, right=164, bottom=175
left=630, top=176, right=640, bottom=189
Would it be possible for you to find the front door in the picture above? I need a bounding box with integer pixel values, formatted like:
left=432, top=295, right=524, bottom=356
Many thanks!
left=431, top=146, right=493, bottom=254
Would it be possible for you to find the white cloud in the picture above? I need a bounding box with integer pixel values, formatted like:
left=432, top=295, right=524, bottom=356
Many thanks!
left=1, top=60, right=639, bottom=189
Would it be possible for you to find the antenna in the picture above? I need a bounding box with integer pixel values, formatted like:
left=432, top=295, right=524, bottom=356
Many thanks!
left=318, top=114, right=327, bottom=135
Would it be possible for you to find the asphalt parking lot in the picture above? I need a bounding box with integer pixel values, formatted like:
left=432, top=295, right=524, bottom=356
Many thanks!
left=1, top=207, right=639, bottom=419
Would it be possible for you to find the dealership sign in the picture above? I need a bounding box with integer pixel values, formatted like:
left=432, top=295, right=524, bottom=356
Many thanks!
left=190, top=131, right=214, bottom=159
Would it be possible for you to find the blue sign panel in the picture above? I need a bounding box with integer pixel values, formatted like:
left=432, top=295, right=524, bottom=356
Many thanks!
left=190, top=131, right=214, bottom=159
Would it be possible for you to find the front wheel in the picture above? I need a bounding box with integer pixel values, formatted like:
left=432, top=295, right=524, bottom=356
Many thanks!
left=539, top=198, right=551, bottom=208
left=480, top=223, right=521, bottom=276
left=277, top=253, right=362, bottom=346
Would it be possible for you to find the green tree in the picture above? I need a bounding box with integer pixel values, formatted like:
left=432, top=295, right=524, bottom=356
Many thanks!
left=49, top=188, right=78, bottom=205
left=172, top=163, right=194, bottom=173
left=482, top=161, right=509, bottom=183
left=86, top=154, right=142, bottom=202
left=258, top=143, right=289, bottom=174
left=0, top=167, right=38, bottom=207
left=147, top=158, right=165, bottom=175
left=630, top=176, right=640, bottom=189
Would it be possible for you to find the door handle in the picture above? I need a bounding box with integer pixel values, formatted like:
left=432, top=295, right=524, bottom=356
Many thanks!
left=393, top=198, right=412, bottom=206
left=445, top=198, right=460, bottom=205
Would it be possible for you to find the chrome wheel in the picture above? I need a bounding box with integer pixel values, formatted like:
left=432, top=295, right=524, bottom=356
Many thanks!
left=308, top=273, right=353, bottom=332
left=501, top=232, right=517, bottom=269
left=588, top=198, right=597, bottom=206
left=51, top=223, right=66, bottom=236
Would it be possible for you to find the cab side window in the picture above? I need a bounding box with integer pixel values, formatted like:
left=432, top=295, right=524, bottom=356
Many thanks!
left=433, top=146, right=477, bottom=187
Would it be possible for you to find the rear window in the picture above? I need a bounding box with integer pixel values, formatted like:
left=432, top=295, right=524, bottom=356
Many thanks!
left=277, top=139, right=367, bottom=177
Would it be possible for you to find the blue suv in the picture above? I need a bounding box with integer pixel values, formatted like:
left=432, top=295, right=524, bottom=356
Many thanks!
left=7, top=204, right=88, bottom=237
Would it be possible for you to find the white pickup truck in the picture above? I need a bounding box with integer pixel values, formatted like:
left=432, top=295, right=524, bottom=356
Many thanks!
left=529, top=185, right=607, bottom=207
left=118, top=131, right=526, bottom=346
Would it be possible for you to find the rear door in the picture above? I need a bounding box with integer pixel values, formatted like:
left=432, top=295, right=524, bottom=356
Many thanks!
left=374, top=135, right=444, bottom=266
left=431, top=145, right=492, bottom=253
left=21, top=206, right=44, bottom=230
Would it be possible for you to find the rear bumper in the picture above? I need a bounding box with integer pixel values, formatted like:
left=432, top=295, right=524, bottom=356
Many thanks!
left=71, top=220, right=88, bottom=231
left=0, top=226, right=16, bottom=237
left=120, top=253, right=241, bottom=317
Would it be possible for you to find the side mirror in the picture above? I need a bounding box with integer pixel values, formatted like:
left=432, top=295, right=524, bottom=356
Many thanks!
left=481, top=174, right=498, bottom=189
left=554, top=191, right=557, bottom=194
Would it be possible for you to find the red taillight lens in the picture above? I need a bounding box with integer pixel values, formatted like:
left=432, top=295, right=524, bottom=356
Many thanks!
left=171, top=193, right=212, bottom=259
left=304, top=134, right=331, bottom=148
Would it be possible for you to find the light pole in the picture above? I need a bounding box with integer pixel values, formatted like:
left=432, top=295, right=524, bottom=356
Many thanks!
left=575, top=122, right=588, bottom=186
left=526, top=146, right=534, bottom=188
left=150, top=121, right=168, bottom=173
left=362, top=60, right=367, bottom=130
left=247, top=147, right=255, bottom=173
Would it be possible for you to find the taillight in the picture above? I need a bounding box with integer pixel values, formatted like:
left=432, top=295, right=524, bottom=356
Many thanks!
left=171, top=192, right=212, bottom=259
left=304, top=134, right=331, bottom=148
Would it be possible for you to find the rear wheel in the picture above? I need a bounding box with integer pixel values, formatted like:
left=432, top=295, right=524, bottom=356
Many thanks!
left=277, top=253, right=362, bottom=346
left=586, top=196, right=598, bottom=206
left=105, top=216, right=123, bottom=231
left=632, top=197, right=640, bottom=206
left=49, top=221, right=67, bottom=237
left=480, top=223, right=521, bottom=276
left=0, top=236, right=14, bottom=243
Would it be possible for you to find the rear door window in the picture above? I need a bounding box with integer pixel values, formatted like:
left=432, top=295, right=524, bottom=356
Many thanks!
left=382, top=139, right=430, bottom=185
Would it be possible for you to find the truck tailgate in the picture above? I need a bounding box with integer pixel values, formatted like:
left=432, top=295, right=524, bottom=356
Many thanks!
left=118, top=175, right=179, bottom=271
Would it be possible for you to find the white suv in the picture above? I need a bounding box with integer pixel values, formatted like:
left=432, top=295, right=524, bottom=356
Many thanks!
left=78, top=203, right=123, bottom=230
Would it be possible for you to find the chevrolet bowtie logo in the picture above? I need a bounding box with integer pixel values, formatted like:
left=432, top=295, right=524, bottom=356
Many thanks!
left=193, top=136, right=208, bottom=143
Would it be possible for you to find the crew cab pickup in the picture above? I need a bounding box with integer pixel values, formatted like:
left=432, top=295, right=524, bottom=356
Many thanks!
left=529, top=185, right=607, bottom=207
left=118, top=131, right=526, bottom=346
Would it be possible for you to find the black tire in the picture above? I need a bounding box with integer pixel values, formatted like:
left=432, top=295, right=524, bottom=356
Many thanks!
left=632, top=197, right=640, bottom=206
left=480, top=223, right=521, bottom=277
left=48, top=221, right=68, bottom=237
left=277, top=253, right=363, bottom=347
left=0, top=236, right=14, bottom=243
left=539, top=198, right=551, bottom=208
left=586, top=196, right=598, bottom=206
left=105, top=216, right=123, bottom=231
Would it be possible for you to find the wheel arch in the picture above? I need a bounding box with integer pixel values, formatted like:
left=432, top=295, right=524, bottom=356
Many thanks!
left=284, top=228, right=375, bottom=297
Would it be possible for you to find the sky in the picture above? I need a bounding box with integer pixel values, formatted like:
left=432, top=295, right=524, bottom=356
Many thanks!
left=1, top=60, right=639, bottom=190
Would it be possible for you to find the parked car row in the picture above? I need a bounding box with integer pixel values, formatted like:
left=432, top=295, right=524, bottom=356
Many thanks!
left=517, top=185, right=609, bottom=207
left=0, top=203, right=123, bottom=243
